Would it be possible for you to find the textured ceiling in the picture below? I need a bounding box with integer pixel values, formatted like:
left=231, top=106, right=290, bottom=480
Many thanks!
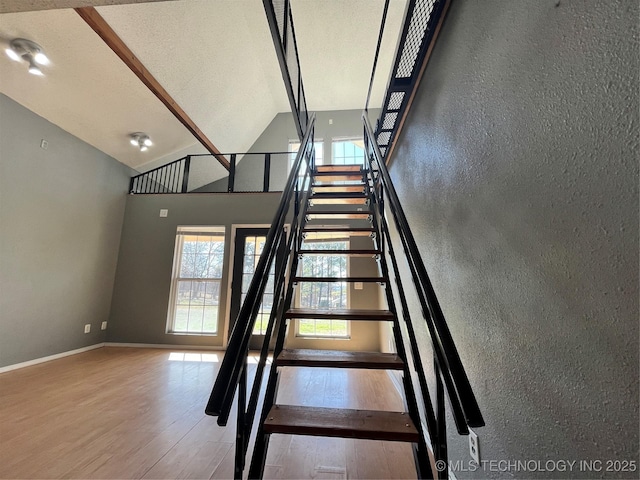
left=0, top=0, right=406, bottom=171
left=0, top=0, right=177, bottom=14
left=291, top=0, right=406, bottom=111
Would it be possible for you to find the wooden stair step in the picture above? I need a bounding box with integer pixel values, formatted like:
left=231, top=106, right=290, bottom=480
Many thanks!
left=306, top=211, right=372, bottom=220
left=276, top=349, right=404, bottom=370
left=285, top=308, right=394, bottom=321
left=315, top=165, right=362, bottom=173
left=312, top=186, right=365, bottom=193
left=298, top=249, right=381, bottom=257
left=313, top=176, right=365, bottom=183
left=312, top=181, right=365, bottom=186
left=293, top=276, right=387, bottom=283
left=310, top=195, right=369, bottom=205
left=263, top=405, right=419, bottom=442
left=303, top=227, right=375, bottom=236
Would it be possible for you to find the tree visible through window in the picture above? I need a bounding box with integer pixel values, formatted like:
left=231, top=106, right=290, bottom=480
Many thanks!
left=167, top=227, right=225, bottom=335
left=297, top=240, right=349, bottom=338
left=240, top=235, right=276, bottom=336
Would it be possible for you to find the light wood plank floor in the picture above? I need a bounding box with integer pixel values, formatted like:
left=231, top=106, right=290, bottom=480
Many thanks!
left=0, top=347, right=416, bottom=479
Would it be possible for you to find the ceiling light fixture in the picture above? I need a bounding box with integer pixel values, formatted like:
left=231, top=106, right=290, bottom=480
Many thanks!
left=5, top=38, right=49, bottom=76
left=129, top=132, right=153, bottom=152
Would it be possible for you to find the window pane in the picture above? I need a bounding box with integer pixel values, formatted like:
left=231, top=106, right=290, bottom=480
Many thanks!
left=332, top=139, right=365, bottom=166
left=297, top=241, right=349, bottom=338
left=168, top=228, right=224, bottom=335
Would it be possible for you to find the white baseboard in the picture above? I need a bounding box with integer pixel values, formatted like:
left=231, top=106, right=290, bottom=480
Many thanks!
left=104, top=342, right=225, bottom=351
left=0, top=343, right=105, bottom=374
left=0, top=342, right=227, bottom=374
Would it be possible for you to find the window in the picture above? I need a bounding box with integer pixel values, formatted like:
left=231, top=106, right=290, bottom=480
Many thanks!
left=167, top=226, right=225, bottom=335
left=332, top=138, right=366, bottom=165
left=240, top=234, right=275, bottom=336
left=297, top=240, right=349, bottom=338
left=289, top=140, right=324, bottom=175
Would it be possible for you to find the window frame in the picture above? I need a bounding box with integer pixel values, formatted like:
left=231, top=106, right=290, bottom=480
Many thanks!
left=330, top=136, right=366, bottom=166
left=166, top=226, right=226, bottom=336
left=289, top=139, right=324, bottom=172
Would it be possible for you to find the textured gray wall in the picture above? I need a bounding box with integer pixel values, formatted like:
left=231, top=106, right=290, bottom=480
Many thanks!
left=0, top=94, right=131, bottom=367
left=389, top=0, right=639, bottom=477
left=108, top=193, right=282, bottom=347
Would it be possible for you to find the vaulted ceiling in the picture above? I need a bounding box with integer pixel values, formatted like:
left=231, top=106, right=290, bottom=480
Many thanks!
left=0, top=0, right=406, bottom=171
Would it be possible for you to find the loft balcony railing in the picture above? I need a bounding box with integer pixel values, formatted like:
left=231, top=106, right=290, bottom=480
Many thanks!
left=128, top=152, right=291, bottom=194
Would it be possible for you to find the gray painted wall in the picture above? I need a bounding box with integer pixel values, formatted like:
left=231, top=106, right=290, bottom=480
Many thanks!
left=108, top=193, right=282, bottom=347
left=0, top=93, right=131, bottom=368
left=389, top=0, right=638, bottom=477
left=200, top=109, right=380, bottom=192
left=109, top=197, right=383, bottom=351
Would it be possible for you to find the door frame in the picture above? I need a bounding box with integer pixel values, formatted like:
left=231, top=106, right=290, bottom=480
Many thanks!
left=222, top=224, right=289, bottom=348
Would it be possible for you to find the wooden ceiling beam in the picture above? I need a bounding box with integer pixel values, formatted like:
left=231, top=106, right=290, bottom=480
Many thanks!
left=75, top=6, right=230, bottom=170
left=0, top=1, right=178, bottom=14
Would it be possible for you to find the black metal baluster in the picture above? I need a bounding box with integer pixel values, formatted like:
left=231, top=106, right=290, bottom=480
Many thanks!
left=263, top=153, right=271, bottom=192
left=228, top=154, right=236, bottom=192
left=181, top=155, right=191, bottom=193
left=235, top=365, right=247, bottom=479
left=435, top=358, right=448, bottom=479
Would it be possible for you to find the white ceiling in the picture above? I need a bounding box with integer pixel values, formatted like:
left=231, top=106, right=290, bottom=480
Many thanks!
left=0, top=0, right=406, bottom=171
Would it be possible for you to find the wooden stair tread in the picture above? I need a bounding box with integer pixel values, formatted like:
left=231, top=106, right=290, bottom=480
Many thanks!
left=309, top=197, right=369, bottom=205
left=277, top=349, right=404, bottom=370
left=303, top=227, right=375, bottom=233
left=306, top=213, right=371, bottom=220
left=312, top=186, right=365, bottom=193
left=294, top=276, right=387, bottom=283
left=312, top=174, right=365, bottom=182
left=263, top=405, right=419, bottom=442
left=298, top=249, right=380, bottom=256
left=311, top=191, right=368, bottom=198
left=286, top=308, right=394, bottom=320
left=312, top=181, right=365, bottom=188
left=315, top=165, right=362, bottom=172
left=306, top=210, right=371, bottom=215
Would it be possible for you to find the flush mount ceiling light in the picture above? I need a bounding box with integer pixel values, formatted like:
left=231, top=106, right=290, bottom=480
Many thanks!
left=5, top=38, right=49, bottom=76
left=129, top=132, right=153, bottom=152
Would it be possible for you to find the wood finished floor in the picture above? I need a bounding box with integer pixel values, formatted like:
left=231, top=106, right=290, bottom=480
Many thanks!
left=0, top=347, right=416, bottom=479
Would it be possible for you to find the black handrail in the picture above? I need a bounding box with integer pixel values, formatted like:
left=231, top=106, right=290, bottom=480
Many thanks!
left=205, top=113, right=316, bottom=421
left=363, top=112, right=484, bottom=432
left=263, top=0, right=308, bottom=139
left=364, top=0, right=390, bottom=111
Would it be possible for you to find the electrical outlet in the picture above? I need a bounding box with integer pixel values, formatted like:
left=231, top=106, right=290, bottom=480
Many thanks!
left=468, top=428, right=480, bottom=463
left=84, top=324, right=91, bottom=334
left=101, top=321, right=108, bottom=330
left=354, top=282, right=364, bottom=290
left=159, top=209, right=168, bottom=217
left=40, top=139, right=48, bottom=150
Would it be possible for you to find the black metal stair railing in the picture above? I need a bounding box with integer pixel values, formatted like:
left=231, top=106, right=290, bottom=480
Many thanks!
left=128, top=151, right=290, bottom=194
left=263, top=0, right=308, bottom=139
left=371, top=0, right=450, bottom=161
left=362, top=111, right=484, bottom=476
left=204, top=113, right=316, bottom=478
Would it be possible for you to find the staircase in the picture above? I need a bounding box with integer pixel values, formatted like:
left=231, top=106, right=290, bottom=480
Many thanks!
left=248, top=163, right=432, bottom=477
left=205, top=114, right=483, bottom=480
